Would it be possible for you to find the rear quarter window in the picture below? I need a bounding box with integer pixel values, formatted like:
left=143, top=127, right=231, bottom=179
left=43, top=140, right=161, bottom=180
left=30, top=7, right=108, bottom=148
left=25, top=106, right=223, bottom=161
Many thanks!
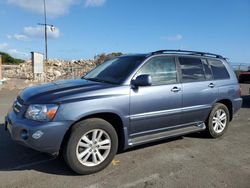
left=208, top=59, right=230, bottom=80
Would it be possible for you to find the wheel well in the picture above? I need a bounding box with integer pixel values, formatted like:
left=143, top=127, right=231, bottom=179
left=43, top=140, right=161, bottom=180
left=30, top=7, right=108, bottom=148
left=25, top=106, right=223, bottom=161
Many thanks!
left=217, top=99, right=233, bottom=121
left=60, top=113, right=125, bottom=153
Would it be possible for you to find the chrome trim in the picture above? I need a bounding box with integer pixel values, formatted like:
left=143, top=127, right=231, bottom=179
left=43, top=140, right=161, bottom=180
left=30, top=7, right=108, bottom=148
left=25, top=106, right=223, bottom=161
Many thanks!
left=182, top=105, right=211, bottom=112
left=16, top=101, right=22, bottom=108
left=130, top=105, right=211, bottom=121
left=130, top=122, right=202, bottom=137
left=130, top=108, right=181, bottom=121
left=13, top=107, right=20, bottom=113
left=13, top=98, right=23, bottom=113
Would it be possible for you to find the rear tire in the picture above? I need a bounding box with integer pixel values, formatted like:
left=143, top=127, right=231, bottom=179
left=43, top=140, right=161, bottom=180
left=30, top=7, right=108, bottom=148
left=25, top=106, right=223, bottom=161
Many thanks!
left=206, top=103, right=230, bottom=138
left=63, top=118, right=118, bottom=175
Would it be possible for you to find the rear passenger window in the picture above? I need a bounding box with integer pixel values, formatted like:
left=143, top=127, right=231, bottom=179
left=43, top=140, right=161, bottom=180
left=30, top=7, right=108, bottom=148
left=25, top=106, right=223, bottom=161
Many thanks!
left=208, top=60, right=230, bottom=80
left=179, top=57, right=206, bottom=82
left=201, top=59, right=213, bottom=80
left=136, top=56, right=177, bottom=85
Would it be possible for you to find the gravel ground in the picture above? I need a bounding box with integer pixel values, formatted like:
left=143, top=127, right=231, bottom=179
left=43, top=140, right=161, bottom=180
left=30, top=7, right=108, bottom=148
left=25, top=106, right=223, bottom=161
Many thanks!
left=0, top=88, right=249, bottom=188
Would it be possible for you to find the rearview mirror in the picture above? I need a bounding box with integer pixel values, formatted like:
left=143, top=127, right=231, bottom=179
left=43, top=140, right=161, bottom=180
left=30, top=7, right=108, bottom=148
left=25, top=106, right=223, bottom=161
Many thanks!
left=131, top=74, right=152, bottom=87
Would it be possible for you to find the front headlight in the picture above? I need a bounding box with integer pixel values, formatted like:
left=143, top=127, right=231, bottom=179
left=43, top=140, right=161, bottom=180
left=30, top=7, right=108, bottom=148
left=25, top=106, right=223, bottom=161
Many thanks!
left=25, top=104, right=59, bottom=121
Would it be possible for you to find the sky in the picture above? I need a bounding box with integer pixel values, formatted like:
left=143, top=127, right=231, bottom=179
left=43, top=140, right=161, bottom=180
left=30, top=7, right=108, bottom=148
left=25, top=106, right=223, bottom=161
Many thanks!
left=0, top=0, right=249, bottom=63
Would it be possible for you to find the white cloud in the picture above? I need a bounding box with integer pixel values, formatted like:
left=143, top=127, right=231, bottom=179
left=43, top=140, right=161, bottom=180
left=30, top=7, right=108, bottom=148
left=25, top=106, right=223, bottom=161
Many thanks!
left=0, top=43, right=8, bottom=50
left=7, top=34, right=29, bottom=41
left=7, top=0, right=77, bottom=17
left=24, top=26, right=60, bottom=39
left=7, top=0, right=106, bottom=17
left=85, top=0, right=106, bottom=7
left=0, top=43, right=29, bottom=59
left=162, top=34, right=183, bottom=41
left=6, top=26, right=60, bottom=42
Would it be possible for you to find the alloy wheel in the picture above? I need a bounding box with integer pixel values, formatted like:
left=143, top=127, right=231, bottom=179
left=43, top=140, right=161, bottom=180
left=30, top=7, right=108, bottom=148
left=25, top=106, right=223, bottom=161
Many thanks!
left=212, top=109, right=227, bottom=134
left=76, top=129, right=111, bottom=167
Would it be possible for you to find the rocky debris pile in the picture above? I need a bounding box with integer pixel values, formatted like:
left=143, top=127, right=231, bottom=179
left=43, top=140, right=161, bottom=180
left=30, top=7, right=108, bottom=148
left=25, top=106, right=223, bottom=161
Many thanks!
left=3, top=59, right=97, bottom=81
left=2, top=52, right=123, bottom=83
left=45, top=59, right=96, bottom=81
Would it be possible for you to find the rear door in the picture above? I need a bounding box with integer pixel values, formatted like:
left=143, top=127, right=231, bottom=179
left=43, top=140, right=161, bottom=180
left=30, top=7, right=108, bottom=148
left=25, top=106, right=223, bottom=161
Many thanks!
left=207, top=59, right=231, bottom=99
left=178, top=57, right=218, bottom=125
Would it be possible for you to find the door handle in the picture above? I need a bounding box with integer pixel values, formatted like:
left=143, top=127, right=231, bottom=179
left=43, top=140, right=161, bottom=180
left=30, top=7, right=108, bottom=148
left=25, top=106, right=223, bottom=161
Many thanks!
left=171, top=87, right=181, bottom=92
left=208, top=83, right=215, bottom=88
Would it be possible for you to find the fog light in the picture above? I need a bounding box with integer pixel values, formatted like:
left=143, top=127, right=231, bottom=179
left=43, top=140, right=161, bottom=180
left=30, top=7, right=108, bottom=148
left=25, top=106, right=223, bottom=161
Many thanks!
left=21, top=129, right=28, bottom=140
left=32, top=130, right=44, bottom=139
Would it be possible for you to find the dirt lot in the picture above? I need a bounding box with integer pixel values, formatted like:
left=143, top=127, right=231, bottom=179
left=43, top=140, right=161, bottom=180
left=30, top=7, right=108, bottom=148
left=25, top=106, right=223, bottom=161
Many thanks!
left=0, top=88, right=249, bottom=188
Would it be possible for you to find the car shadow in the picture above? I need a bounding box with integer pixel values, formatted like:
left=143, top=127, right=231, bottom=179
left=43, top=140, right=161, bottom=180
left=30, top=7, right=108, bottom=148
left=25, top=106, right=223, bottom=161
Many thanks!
left=184, top=131, right=210, bottom=139
left=0, top=96, right=249, bottom=175
left=0, top=125, right=76, bottom=176
left=119, top=136, right=182, bottom=154
left=0, top=124, right=185, bottom=175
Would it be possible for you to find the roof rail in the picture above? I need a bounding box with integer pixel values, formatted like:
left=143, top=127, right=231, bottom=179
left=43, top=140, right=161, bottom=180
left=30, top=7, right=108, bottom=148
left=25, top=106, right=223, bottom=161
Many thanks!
left=151, top=50, right=224, bottom=59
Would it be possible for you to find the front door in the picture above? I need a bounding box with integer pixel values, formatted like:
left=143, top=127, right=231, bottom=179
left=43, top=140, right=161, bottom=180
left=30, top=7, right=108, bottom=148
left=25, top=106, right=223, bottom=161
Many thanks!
left=129, top=56, right=182, bottom=136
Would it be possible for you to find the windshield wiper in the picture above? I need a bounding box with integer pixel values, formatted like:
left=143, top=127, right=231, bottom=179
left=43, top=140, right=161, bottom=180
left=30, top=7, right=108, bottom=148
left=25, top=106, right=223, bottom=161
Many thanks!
left=83, top=77, right=117, bottom=85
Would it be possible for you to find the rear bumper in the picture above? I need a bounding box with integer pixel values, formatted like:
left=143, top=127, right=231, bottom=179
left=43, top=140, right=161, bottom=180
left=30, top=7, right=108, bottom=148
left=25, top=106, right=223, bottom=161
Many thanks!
left=6, top=111, right=73, bottom=155
left=232, top=98, right=242, bottom=114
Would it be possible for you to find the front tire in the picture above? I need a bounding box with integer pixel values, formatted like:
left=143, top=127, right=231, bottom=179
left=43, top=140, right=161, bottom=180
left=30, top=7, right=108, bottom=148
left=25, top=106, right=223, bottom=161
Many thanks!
left=63, top=118, right=118, bottom=174
left=206, top=103, right=230, bottom=138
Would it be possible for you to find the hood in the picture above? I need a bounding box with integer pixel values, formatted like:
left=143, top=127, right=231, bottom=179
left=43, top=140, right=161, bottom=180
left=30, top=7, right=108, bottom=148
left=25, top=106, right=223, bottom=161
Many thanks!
left=20, top=79, right=114, bottom=104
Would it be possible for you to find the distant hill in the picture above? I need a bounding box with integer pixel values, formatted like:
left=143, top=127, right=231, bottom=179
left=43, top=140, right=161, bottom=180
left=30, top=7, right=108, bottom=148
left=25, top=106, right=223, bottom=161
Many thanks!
left=0, top=52, right=25, bottom=65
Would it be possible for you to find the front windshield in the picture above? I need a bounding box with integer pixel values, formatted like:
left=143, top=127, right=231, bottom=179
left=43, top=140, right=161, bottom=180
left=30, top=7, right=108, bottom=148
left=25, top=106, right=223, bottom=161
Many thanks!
left=83, top=56, right=146, bottom=84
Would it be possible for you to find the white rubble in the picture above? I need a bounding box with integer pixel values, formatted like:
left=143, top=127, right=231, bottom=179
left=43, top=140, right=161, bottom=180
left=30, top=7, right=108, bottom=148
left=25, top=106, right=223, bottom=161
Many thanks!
left=2, top=59, right=97, bottom=82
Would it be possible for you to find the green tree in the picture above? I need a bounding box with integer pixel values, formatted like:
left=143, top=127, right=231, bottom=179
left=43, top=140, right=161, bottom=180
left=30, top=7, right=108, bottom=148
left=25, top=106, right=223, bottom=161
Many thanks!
left=0, top=52, right=24, bottom=65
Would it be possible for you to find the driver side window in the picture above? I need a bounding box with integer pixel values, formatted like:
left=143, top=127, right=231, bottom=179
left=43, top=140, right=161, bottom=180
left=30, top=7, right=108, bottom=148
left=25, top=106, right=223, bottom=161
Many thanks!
left=136, top=56, right=177, bottom=85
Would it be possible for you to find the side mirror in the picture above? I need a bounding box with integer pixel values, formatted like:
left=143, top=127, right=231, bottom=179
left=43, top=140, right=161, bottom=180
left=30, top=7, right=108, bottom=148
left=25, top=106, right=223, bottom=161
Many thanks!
left=131, top=74, right=152, bottom=87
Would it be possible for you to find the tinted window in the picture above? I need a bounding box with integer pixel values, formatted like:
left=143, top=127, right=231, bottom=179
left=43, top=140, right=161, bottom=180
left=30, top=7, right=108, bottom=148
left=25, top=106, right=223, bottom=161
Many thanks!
left=201, top=59, right=213, bottom=80
left=136, top=56, right=177, bottom=85
left=84, top=56, right=146, bottom=84
left=179, top=57, right=206, bottom=82
left=208, top=60, right=230, bottom=80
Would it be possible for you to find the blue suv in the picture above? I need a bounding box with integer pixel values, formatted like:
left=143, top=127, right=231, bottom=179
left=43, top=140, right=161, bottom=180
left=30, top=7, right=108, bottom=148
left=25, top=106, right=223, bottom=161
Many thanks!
left=5, top=50, right=242, bottom=174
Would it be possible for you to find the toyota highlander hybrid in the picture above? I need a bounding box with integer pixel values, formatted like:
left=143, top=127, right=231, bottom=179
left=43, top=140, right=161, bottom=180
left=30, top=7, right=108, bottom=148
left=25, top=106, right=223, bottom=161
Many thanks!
left=5, top=50, right=242, bottom=174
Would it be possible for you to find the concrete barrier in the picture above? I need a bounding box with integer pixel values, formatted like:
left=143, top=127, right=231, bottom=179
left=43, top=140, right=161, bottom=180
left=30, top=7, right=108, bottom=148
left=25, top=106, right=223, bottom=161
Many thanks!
left=240, top=84, right=250, bottom=96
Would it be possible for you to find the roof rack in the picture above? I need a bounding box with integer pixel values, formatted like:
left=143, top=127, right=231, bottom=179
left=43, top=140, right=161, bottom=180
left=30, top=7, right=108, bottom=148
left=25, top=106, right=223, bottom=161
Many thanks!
left=151, top=50, right=224, bottom=59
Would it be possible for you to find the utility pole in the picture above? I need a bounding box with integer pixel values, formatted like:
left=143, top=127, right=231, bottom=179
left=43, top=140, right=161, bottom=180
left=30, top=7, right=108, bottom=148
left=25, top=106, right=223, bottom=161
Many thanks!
left=38, top=0, right=55, bottom=62
left=44, top=0, right=48, bottom=62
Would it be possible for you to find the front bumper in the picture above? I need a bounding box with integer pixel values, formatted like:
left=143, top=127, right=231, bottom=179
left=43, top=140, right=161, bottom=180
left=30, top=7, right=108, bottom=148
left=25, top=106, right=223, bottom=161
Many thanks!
left=5, top=111, right=73, bottom=155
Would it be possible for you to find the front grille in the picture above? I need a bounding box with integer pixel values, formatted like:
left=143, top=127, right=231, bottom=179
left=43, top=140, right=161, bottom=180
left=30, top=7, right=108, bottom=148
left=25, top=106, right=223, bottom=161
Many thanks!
left=13, top=96, right=23, bottom=114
